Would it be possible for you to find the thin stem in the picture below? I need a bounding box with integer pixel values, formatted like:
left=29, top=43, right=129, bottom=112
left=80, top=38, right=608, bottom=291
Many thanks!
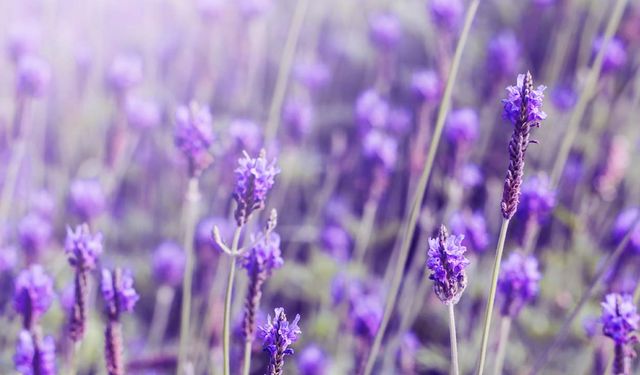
left=361, top=1, right=481, bottom=374
left=549, top=0, right=628, bottom=185
left=477, top=218, right=510, bottom=375
left=242, top=340, right=252, bottom=375
left=263, top=0, right=310, bottom=143
left=222, top=227, right=243, bottom=375
left=449, top=304, right=460, bottom=375
left=530, top=216, right=640, bottom=374
left=493, top=317, right=512, bottom=375
left=353, top=197, right=380, bottom=264
left=148, top=285, right=176, bottom=347
left=177, top=178, right=201, bottom=375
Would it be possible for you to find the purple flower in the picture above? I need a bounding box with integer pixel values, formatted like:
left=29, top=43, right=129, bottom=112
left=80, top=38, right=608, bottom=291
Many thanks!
left=426, top=225, right=469, bottom=305
left=601, top=293, right=639, bottom=344
left=552, top=86, right=577, bottom=112
left=449, top=211, right=489, bottom=252
left=18, top=213, right=52, bottom=260
left=520, top=174, right=556, bottom=223
left=429, top=0, right=464, bottom=31
left=446, top=108, right=479, bottom=147
left=126, top=96, right=161, bottom=130
left=152, top=242, right=186, bottom=287
left=106, top=53, right=143, bottom=96
left=356, top=90, right=389, bottom=131
left=387, top=107, right=412, bottom=135
left=498, top=252, right=541, bottom=317
left=174, top=102, right=215, bottom=177
left=69, top=178, right=107, bottom=222
left=229, top=119, right=262, bottom=154
left=351, top=294, right=383, bottom=339
left=593, top=37, right=627, bottom=74
left=14, top=265, right=55, bottom=327
left=283, top=98, right=314, bottom=139
left=320, top=224, right=351, bottom=261
left=0, top=245, right=18, bottom=273
left=17, top=55, right=51, bottom=98
left=362, top=129, right=398, bottom=171
left=298, top=344, right=328, bottom=375
left=243, top=232, right=283, bottom=276
left=14, top=330, right=55, bottom=375
left=612, top=208, right=640, bottom=253
left=411, top=70, right=441, bottom=103
left=30, top=190, right=55, bottom=220
left=65, top=224, right=103, bottom=271
left=459, top=163, right=484, bottom=189
left=102, top=268, right=139, bottom=315
left=368, top=13, right=402, bottom=51
left=260, top=308, right=302, bottom=372
left=294, top=61, right=330, bottom=91
left=502, top=73, right=547, bottom=125
left=233, top=150, right=280, bottom=226
left=487, top=31, right=520, bottom=77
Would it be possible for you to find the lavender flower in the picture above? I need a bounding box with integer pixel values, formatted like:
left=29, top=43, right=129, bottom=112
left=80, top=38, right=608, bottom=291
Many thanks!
left=243, top=216, right=284, bottom=342
left=298, top=344, right=328, bottom=375
left=362, top=129, right=398, bottom=171
left=429, top=0, right=464, bottom=31
left=500, top=72, right=546, bottom=220
left=368, top=13, right=402, bottom=51
left=520, top=174, right=556, bottom=223
left=356, top=90, right=389, bottom=131
left=30, top=190, right=55, bottom=220
left=593, top=37, right=627, bottom=74
left=283, top=98, right=314, bottom=139
left=260, top=308, right=302, bottom=375
left=449, top=211, right=489, bottom=252
left=552, top=86, right=577, bottom=112
left=601, top=293, right=639, bottom=375
left=102, top=268, right=138, bottom=375
left=294, top=61, right=330, bottom=91
left=174, top=102, right=215, bottom=177
left=487, top=32, right=520, bottom=78
left=612, top=208, right=640, bottom=252
left=125, top=96, right=161, bottom=130
left=106, top=53, right=143, bottom=96
left=320, top=224, right=351, bottom=261
left=446, top=108, right=479, bottom=149
left=426, top=225, right=469, bottom=305
left=18, top=213, right=52, bottom=262
left=498, top=252, right=541, bottom=317
left=14, top=265, right=55, bottom=329
left=351, top=294, right=384, bottom=339
left=14, top=330, right=56, bottom=375
left=152, top=242, right=186, bottom=287
left=65, top=224, right=103, bottom=341
left=17, top=55, right=51, bottom=98
left=229, top=119, right=263, bottom=154
left=411, top=70, right=442, bottom=103
left=233, top=150, right=280, bottom=226
left=69, top=179, right=107, bottom=222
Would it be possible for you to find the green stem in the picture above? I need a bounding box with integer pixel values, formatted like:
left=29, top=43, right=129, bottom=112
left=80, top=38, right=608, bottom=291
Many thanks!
left=177, top=178, right=201, bottom=374
left=493, top=317, right=511, bottom=375
left=549, top=0, right=628, bottom=185
left=242, top=339, right=252, bottom=375
left=477, top=218, right=510, bottom=375
left=361, top=2, right=481, bottom=374
left=148, top=285, right=176, bottom=347
left=263, top=0, right=310, bottom=143
left=449, top=304, right=460, bottom=375
left=353, top=197, right=380, bottom=264
left=222, top=227, right=243, bottom=375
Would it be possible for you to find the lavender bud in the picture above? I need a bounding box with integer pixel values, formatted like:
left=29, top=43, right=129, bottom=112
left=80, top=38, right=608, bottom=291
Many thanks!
left=362, top=129, right=398, bottom=172
left=152, top=242, right=186, bottom=287
left=320, top=224, right=351, bottom=262
left=106, top=53, right=143, bottom=97
left=487, top=31, right=520, bottom=79
left=233, top=150, right=280, bottom=227
left=368, top=13, right=402, bottom=51
left=65, top=224, right=103, bottom=271
left=69, top=179, right=107, bottom=222
left=18, top=213, right=53, bottom=262
left=601, top=293, right=639, bottom=375
left=520, top=174, right=556, bottom=223
left=294, top=61, right=330, bottom=91
left=551, top=86, right=577, bottom=112
left=449, top=211, right=489, bottom=253
left=297, top=344, right=328, bottom=375
left=593, top=37, right=627, bottom=74
left=500, top=72, right=546, bottom=220
left=445, top=108, right=479, bottom=149
left=411, top=69, right=442, bottom=103
left=174, top=102, right=215, bottom=177
left=14, top=265, right=55, bottom=329
left=428, top=0, right=464, bottom=32
left=351, top=294, right=383, bottom=339
left=283, top=98, right=314, bottom=139
left=498, top=252, right=541, bottom=317
left=260, top=308, right=302, bottom=375
left=102, top=268, right=139, bottom=317
left=612, top=208, right=640, bottom=253
left=14, top=330, right=56, bottom=375
left=7, top=23, right=41, bottom=63
left=16, top=55, right=51, bottom=98
left=125, top=96, right=161, bottom=130
left=426, top=225, right=470, bottom=305
left=356, top=90, right=389, bottom=131
left=229, top=119, right=263, bottom=154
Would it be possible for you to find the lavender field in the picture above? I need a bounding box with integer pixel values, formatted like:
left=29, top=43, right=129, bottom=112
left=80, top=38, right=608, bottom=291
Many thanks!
left=1, top=0, right=640, bottom=374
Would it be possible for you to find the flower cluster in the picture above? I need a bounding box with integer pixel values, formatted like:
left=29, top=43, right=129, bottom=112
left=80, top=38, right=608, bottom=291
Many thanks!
left=520, top=174, right=557, bottom=223
left=14, top=330, right=56, bottom=375
left=65, top=224, right=104, bottom=270
left=152, top=242, right=186, bottom=287
left=260, top=307, right=302, bottom=373
left=498, top=252, right=541, bottom=317
left=601, top=293, right=639, bottom=345
left=449, top=210, right=489, bottom=252
left=14, top=265, right=55, bottom=329
left=174, top=102, right=215, bottom=177
left=102, top=268, right=140, bottom=316
left=233, top=150, right=280, bottom=226
left=426, top=225, right=470, bottom=305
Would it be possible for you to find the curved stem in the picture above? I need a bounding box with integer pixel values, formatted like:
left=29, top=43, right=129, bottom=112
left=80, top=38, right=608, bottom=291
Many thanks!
left=242, top=340, right=252, bottom=375
left=263, top=0, right=311, bottom=144
left=177, top=178, right=201, bottom=374
left=493, top=317, right=511, bottom=375
left=361, top=1, right=481, bottom=374
left=449, top=304, right=460, bottom=375
left=549, top=0, right=628, bottom=185
left=222, top=227, right=243, bottom=375
left=477, top=218, right=510, bottom=375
